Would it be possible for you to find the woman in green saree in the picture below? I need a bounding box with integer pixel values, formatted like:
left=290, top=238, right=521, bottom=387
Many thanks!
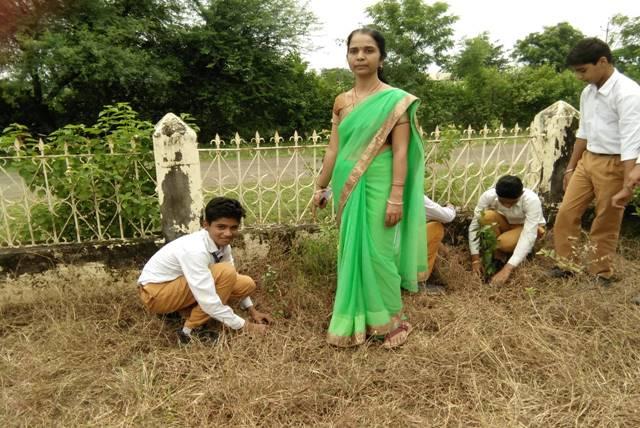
left=313, top=28, right=427, bottom=348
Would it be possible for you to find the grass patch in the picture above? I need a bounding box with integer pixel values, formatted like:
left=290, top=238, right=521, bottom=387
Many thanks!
left=2, top=231, right=640, bottom=425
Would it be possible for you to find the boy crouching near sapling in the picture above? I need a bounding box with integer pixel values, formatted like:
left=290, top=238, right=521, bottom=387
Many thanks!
left=137, top=197, right=272, bottom=343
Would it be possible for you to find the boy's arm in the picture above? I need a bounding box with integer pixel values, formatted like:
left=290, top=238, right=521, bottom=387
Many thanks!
left=507, top=198, right=543, bottom=268
left=179, top=252, right=246, bottom=330
left=563, top=138, right=587, bottom=190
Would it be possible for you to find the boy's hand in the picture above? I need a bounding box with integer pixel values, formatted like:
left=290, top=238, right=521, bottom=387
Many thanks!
left=628, top=164, right=640, bottom=188
left=248, top=307, right=273, bottom=325
left=243, top=321, right=268, bottom=335
left=490, top=264, right=514, bottom=286
left=612, top=187, right=633, bottom=208
left=471, top=256, right=483, bottom=276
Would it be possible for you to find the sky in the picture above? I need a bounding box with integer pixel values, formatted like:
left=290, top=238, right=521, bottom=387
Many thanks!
left=304, top=0, right=640, bottom=71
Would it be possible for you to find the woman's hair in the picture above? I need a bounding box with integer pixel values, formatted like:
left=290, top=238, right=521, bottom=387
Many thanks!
left=495, top=175, right=523, bottom=199
left=204, top=197, right=246, bottom=223
left=347, top=27, right=389, bottom=83
left=566, top=37, right=613, bottom=66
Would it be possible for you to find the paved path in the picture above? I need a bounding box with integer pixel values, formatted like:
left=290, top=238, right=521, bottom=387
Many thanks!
left=1, top=143, right=529, bottom=200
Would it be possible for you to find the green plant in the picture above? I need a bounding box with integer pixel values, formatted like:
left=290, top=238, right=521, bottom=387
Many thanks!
left=0, top=103, right=159, bottom=243
left=293, top=227, right=339, bottom=279
left=476, top=211, right=499, bottom=279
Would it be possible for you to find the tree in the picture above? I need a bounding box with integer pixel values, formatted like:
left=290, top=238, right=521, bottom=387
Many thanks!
left=513, top=22, right=585, bottom=71
left=317, top=68, right=353, bottom=95
left=448, top=32, right=508, bottom=79
left=0, top=0, right=183, bottom=133
left=366, top=0, right=458, bottom=90
left=167, top=0, right=323, bottom=138
left=609, top=14, right=640, bottom=82
left=1, top=0, right=328, bottom=139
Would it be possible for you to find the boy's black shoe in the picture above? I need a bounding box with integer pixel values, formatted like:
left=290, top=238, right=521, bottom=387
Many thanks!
left=177, top=329, right=191, bottom=344
left=176, top=327, right=220, bottom=345
left=421, top=282, right=447, bottom=295
left=594, top=275, right=618, bottom=288
left=547, top=266, right=573, bottom=279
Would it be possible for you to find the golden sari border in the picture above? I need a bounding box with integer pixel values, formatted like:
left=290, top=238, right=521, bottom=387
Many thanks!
left=336, top=94, right=418, bottom=224
left=326, top=314, right=404, bottom=348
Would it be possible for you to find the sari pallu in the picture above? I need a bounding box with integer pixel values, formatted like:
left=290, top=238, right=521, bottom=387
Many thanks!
left=327, top=88, right=427, bottom=347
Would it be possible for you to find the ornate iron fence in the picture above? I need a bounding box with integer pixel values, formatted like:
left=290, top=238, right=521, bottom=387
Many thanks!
left=1, top=123, right=550, bottom=248
left=199, top=125, right=543, bottom=226
left=0, top=139, right=157, bottom=248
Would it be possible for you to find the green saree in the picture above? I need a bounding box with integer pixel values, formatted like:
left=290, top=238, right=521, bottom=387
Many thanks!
left=327, top=88, right=427, bottom=347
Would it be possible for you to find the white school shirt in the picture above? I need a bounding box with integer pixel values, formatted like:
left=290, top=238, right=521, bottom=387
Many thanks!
left=576, top=69, right=640, bottom=161
left=137, top=229, right=252, bottom=330
left=468, top=188, right=546, bottom=267
left=424, top=195, right=456, bottom=223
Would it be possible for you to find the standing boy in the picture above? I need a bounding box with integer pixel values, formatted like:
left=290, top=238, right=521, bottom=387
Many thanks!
left=551, top=38, right=640, bottom=284
left=138, top=197, right=272, bottom=343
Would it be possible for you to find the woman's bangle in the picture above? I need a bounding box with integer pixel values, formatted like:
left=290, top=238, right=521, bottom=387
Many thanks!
left=387, top=199, right=403, bottom=206
left=563, top=168, right=575, bottom=175
left=471, top=260, right=481, bottom=265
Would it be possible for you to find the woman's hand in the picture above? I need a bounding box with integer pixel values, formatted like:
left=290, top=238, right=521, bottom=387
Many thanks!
left=385, top=199, right=403, bottom=227
left=313, top=188, right=330, bottom=209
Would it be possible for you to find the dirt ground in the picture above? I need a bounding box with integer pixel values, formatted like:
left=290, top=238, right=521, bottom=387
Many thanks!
left=1, top=232, right=640, bottom=427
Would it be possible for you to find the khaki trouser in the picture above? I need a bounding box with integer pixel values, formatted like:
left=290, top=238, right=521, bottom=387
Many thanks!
left=480, top=210, right=545, bottom=254
left=553, top=151, right=625, bottom=277
left=426, top=221, right=445, bottom=279
left=139, top=262, right=256, bottom=329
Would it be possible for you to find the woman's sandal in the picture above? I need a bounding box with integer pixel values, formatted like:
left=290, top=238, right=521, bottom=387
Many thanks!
left=382, top=321, right=413, bottom=349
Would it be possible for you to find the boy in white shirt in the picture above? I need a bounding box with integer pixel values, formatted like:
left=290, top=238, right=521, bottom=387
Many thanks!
left=138, top=197, right=272, bottom=343
left=553, top=38, right=640, bottom=284
left=422, top=195, right=456, bottom=294
left=469, top=175, right=546, bottom=286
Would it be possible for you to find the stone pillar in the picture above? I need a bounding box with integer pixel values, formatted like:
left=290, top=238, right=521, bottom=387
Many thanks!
left=152, top=113, right=203, bottom=241
left=528, top=101, right=580, bottom=204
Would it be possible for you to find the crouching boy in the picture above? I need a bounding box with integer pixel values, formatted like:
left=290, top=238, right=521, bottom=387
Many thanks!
left=137, top=197, right=272, bottom=343
left=468, top=175, right=546, bottom=286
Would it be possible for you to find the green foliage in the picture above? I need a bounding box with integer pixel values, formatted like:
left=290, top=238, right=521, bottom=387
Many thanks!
left=293, top=227, right=339, bottom=279
left=1, top=0, right=184, bottom=133
left=366, top=0, right=457, bottom=91
left=448, top=33, right=508, bottom=79
left=476, top=211, right=499, bottom=280
left=418, top=65, right=583, bottom=130
left=0, top=0, right=327, bottom=140
left=513, top=22, right=585, bottom=71
left=610, top=14, right=640, bottom=82
left=0, top=103, right=158, bottom=243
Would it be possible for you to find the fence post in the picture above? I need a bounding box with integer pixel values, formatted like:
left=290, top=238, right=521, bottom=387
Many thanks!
left=152, top=113, right=203, bottom=242
left=529, top=101, right=580, bottom=204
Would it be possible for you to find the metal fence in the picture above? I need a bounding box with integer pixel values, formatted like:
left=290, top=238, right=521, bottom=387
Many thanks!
left=0, top=122, right=551, bottom=249
left=198, top=125, right=543, bottom=226
left=0, top=139, right=157, bottom=248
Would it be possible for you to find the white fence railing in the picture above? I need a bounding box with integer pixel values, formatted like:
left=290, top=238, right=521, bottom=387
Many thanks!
left=0, top=101, right=579, bottom=248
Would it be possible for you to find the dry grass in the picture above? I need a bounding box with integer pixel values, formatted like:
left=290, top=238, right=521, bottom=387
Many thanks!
left=2, top=231, right=640, bottom=427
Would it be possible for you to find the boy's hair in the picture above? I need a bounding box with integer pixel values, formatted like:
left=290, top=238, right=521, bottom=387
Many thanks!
left=495, top=175, right=523, bottom=199
left=566, top=37, right=613, bottom=66
left=203, top=197, right=246, bottom=223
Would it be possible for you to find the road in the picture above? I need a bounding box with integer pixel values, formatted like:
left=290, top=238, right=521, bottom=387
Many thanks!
left=0, top=143, right=530, bottom=201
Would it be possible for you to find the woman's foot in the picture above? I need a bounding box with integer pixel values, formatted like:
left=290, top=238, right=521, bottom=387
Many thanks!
left=382, top=321, right=413, bottom=349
